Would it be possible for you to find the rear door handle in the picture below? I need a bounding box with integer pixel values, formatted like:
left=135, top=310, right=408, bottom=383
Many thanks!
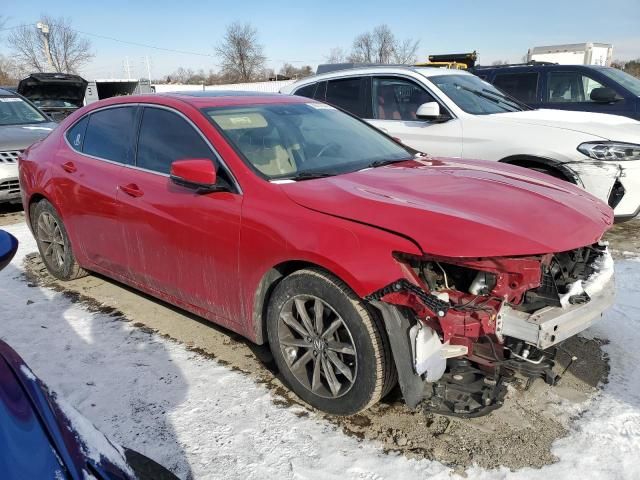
left=61, top=161, right=77, bottom=173
left=118, top=183, right=144, bottom=198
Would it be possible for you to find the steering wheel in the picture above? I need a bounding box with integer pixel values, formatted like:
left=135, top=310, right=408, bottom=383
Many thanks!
left=313, top=142, right=340, bottom=159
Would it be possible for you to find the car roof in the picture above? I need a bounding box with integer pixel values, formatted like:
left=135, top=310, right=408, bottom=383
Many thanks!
left=474, top=64, right=611, bottom=72
left=86, top=91, right=312, bottom=110
left=283, top=65, right=473, bottom=92
left=0, top=88, right=17, bottom=96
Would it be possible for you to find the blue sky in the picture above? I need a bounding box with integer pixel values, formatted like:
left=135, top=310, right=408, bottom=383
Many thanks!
left=2, top=0, right=639, bottom=80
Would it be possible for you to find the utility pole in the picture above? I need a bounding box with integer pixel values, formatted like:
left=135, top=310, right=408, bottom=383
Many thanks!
left=144, top=55, right=152, bottom=82
left=36, top=22, right=55, bottom=72
left=124, top=56, right=131, bottom=80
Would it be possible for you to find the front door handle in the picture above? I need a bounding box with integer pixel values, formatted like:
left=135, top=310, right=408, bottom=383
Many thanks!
left=61, top=161, right=77, bottom=173
left=118, top=183, right=144, bottom=198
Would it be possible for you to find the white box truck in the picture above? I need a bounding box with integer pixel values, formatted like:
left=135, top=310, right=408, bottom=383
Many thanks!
left=527, top=43, right=613, bottom=66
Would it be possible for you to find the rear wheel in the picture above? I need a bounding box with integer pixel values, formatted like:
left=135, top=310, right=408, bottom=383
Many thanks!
left=31, top=199, right=87, bottom=281
left=267, top=268, right=395, bottom=415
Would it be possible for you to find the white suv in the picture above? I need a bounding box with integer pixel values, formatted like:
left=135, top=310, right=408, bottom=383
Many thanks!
left=282, top=66, right=640, bottom=220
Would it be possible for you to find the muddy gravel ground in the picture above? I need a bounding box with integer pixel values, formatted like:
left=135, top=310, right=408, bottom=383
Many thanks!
left=3, top=208, right=636, bottom=471
left=0, top=203, right=25, bottom=227
left=22, top=253, right=609, bottom=471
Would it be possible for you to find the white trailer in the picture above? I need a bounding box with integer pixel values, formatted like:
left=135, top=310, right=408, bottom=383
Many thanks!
left=527, top=43, right=613, bottom=66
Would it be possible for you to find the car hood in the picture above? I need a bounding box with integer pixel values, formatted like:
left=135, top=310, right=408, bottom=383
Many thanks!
left=17, top=73, right=87, bottom=108
left=280, top=158, right=613, bottom=258
left=487, top=109, right=640, bottom=143
left=0, top=123, right=57, bottom=151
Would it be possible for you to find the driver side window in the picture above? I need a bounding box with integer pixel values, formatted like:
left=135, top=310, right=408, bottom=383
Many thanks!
left=373, top=77, right=436, bottom=121
left=547, top=71, right=607, bottom=103
left=136, top=107, right=218, bottom=174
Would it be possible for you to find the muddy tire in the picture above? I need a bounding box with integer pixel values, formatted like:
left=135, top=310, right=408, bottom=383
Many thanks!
left=267, top=268, right=395, bottom=415
left=31, top=199, right=87, bottom=281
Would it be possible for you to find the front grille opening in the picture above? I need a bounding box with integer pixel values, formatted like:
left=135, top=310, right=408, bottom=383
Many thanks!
left=0, top=151, right=22, bottom=164
left=608, top=180, right=625, bottom=209
left=0, top=180, right=20, bottom=194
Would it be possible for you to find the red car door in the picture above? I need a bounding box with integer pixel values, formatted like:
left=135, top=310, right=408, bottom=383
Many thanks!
left=116, top=106, right=243, bottom=328
left=56, top=106, right=139, bottom=274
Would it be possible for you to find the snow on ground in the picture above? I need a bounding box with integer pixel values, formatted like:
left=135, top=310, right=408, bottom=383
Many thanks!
left=1, top=221, right=639, bottom=480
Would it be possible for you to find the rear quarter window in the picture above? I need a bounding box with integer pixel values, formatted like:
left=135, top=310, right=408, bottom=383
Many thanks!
left=65, top=116, right=89, bottom=151
left=294, top=83, right=316, bottom=99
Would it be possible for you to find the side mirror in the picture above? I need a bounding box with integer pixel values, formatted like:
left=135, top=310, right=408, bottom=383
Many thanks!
left=0, top=230, right=18, bottom=272
left=416, top=102, right=450, bottom=122
left=590, top=87, right=618, bottom=103
left=170, top=159, right=223, bottom=192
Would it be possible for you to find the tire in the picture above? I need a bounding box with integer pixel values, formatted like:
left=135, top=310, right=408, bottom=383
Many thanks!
left=31, top=199, right=87, bottom=281
left=267, top=268, right=395, bottom=415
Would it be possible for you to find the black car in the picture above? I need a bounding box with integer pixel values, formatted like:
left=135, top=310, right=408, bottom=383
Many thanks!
left=17, top=73, right=88, bottom=122
left=472, top=63, right=640, bottom=121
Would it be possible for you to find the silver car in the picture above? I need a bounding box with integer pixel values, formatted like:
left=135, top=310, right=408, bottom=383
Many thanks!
left=0, top=88, right=57, bottom=204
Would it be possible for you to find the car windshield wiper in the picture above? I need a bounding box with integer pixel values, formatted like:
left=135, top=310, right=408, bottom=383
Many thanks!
left=480, top=88, right=528, bottom=110
left=365, top=158, right=411, bottom=168
left=280, top=171, right=336, bottom=181
left=458, top=86, right=520, bottom=111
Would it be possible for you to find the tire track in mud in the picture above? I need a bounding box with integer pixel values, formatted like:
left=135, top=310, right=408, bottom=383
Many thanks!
left=22, top=252, right=610, bottom=471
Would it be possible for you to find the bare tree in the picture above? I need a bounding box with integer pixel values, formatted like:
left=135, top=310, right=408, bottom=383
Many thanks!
left=0, top=55, right=20, bottom=85
left=393, top=38, right=420, bottom=64
left=325, top=47, right=347, bottom=64
left=215, top=22, right=266, bottom=83
left=371, top=25, right=395, bottom=63
left=278, top=63, right=313, bottom=79
left=348, top=25, right=420, bottom=65
left=350, top=32, right=375, bottom=63
left=8, top=16, right=93, bottom=74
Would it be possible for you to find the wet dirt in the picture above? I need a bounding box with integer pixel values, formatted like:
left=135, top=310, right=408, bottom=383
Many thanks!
left=22, top=252, right=611, bottom=471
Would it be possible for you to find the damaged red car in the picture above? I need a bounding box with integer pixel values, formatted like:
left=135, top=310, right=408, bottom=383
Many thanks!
left=19, top=92, right=615, bottom=417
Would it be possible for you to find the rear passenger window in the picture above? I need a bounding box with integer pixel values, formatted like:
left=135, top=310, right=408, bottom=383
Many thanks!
left=493, top=73, right=539, bottom=103
left=83, top=107, right=137, bottom=164
left=325, top=78, right=366, bottom=117
left=66, top=116, right=88, bottom=151
left=136, top=107, right=216, bottom=174
left=294, top=84, right=316, bottom=99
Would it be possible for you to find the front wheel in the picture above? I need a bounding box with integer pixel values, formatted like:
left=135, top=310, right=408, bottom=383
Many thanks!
left=267, top=268, right=395, bottom=415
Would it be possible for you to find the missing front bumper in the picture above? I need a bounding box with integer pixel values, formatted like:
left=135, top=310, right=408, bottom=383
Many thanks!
left=498, top=277, right=615, bottom=349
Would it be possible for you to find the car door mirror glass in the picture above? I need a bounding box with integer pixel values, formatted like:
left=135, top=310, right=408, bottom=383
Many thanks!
left=416, top=102, right=441, bottom=119
left=590, top=87, right=618, bottom=103
left=170, top=159, right=220, bottom=191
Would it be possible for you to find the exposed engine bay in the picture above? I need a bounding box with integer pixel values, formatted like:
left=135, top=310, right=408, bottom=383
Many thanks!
left=368, top=242, right=615, bottom=417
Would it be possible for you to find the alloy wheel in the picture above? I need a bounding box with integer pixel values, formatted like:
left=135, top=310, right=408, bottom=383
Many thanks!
left=277, top=295, right=357, bottom=399
left=36, top=212, right=66, bottom=270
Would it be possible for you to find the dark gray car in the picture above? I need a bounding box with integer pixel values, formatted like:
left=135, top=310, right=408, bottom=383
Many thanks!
left=0, top=88, right=57, bottom=204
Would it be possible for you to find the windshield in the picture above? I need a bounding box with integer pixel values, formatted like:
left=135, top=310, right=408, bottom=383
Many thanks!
left=204, top=103, right=413, bottom=180
left=32, top=99, right=78, bottom=108
left=599, top=68, right=640, bottom=96
left=430, top=74, right=525, bottom=114
left=0, top=96, right=48, bottom=125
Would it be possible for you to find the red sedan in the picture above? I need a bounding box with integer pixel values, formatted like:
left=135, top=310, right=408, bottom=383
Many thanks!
left=19, top=92, right=615, bottom=417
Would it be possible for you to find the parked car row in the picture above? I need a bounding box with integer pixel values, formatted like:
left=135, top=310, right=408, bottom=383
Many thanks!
left=281, top=65, right=640, bottom=220
left=18, top=89, right=615, bottom=420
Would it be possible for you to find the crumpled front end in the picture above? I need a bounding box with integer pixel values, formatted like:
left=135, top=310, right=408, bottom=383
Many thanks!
left=367, top=243, right=615, bottom=417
